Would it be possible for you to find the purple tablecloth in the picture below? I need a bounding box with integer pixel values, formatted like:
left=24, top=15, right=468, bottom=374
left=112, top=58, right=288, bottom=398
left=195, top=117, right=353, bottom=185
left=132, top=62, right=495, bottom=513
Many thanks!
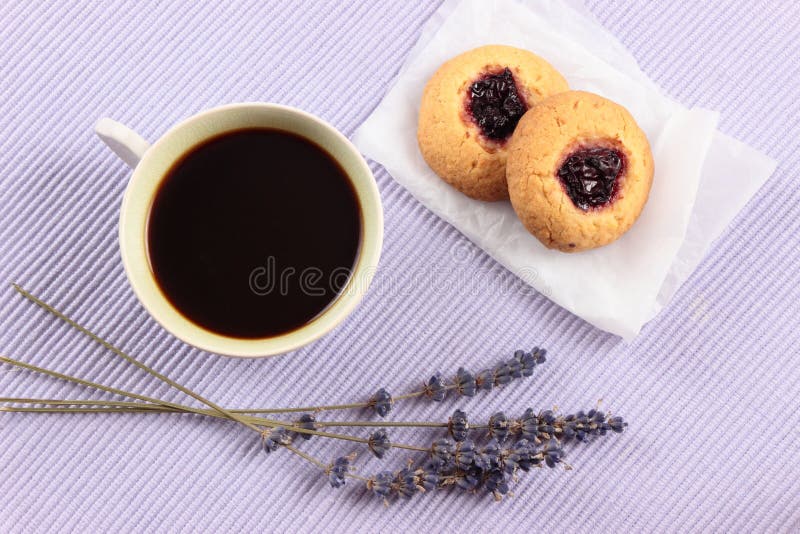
left=1, top=1, right=798, bottom=532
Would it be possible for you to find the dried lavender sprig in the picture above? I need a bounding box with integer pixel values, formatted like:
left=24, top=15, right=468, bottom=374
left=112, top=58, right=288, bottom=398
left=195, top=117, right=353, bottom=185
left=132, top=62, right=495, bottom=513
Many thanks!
left=8, top=282, right=546, bottom=420
left=0, top=358, right=433, bottom=454
left=2, top=391, right=430, bottom=454
left=361, top=407, right=629, bottom=503
left=249, top=412, right=423, bottom=461
left=1, top=376, right=619, bottom=500
left=4, top=352, right=537, bottom=418
left=0, top=398, right=439, bottom=429
left=5, top=284, right=618, bottom=501
left=10, top=284, right=391, bottom=424
left=366, top=437, right=567, bottom=503
left=3, top=341, right=547, bottom=419
left=0, top=406, right=430, bottom=455
left=254, top=423, right=432, bottom=452
left=246, top=346, right=546, bottom=417
left=517, top=408, right=628, bottom=444
left=283, top=446, right=369, bottom=487
left=0, top=400, right=608, bottom=463
left=1, top=398, right=627, bottom=444
left=277, top=348, right=543, bottom=418
left=10, top=284, right=554, bottom=461
left=281, top=445, right=374, bottom=489
left=0, top=399, right=449, bottom=428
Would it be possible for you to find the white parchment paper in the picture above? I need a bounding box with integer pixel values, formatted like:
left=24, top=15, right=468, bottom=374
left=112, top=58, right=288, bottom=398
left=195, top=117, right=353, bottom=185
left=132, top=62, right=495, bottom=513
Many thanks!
left=352, top=0, right=776, bottom=339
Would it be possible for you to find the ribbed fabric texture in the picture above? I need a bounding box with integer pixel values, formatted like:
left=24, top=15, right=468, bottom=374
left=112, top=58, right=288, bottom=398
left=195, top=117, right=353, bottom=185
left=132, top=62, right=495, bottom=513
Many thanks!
left=0, top=1, right=797, bottom=532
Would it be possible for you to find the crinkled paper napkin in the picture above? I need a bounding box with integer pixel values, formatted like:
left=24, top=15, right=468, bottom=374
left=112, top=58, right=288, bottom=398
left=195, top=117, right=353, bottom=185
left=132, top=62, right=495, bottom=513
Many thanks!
left=352, top=0, right=776, bottom=339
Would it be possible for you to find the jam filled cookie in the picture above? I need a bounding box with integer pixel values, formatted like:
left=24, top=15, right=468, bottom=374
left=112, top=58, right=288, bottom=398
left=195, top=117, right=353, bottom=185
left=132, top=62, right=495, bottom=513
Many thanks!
left=506, top=91, right=654, bottom=252
left=418, top=45, right=569, bottom=201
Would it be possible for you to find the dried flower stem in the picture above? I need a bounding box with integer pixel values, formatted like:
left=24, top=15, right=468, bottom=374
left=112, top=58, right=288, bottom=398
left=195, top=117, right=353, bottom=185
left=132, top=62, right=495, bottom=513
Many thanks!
left=284, top=446, right=370, bottom=483
left=11, top=284, right=468, bottom=417
left=3, top=405, right=429, bottom=451
left=1, top=406, right=155, bottom=414
left=12, top=284, right=262, bottom=435
left=259, top=423, right=428, bottom=451
left=284, top=445, right=328, bottom=470
left=10, top=287, right=433, bottom=449
left=0, top=358, right=429, bottom=450
left=0, top=355, right=216, bottom=418
left=192, top=386, right=456, bottom=415
left=309, top=420, right=452, bottom=429
left=0, top=398, right=169, bottom=408
left=0, top=398, right=476, bottom=429
left=0, top=397, right=445, bottom=424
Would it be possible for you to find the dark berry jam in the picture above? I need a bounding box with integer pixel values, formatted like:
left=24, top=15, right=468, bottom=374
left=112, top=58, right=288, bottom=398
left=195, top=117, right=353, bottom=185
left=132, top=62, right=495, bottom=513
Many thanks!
left=557, top=146, right=625, bottom=210
left=467, top=68, right=527, bottom=141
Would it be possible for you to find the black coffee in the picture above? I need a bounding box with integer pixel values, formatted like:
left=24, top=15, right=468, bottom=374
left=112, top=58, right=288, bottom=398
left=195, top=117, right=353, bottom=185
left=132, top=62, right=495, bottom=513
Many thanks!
left=147, top=128, right=361, bottom=339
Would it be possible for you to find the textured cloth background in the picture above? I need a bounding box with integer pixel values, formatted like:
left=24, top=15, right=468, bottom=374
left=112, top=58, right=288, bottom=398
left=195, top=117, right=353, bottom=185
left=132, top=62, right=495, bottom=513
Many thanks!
left=0, top=0, right=798, bottom=532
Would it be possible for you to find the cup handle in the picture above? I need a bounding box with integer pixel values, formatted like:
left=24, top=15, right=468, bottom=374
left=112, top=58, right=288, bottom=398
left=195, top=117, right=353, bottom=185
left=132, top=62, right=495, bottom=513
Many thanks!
left=94, top=118, right=151, bottom=169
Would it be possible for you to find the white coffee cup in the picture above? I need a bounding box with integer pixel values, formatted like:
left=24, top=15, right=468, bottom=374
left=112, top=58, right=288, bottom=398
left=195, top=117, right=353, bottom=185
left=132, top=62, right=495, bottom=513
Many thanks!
left=96, top=103, right=383, bottom=358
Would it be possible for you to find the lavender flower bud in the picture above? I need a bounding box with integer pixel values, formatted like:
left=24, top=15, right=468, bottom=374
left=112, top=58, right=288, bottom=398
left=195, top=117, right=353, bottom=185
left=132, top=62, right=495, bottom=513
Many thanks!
left=560, top=410, right=627, bottom=442
left=532, top=347, right=547, bottom=364
left=493, top=362, right=512, bottom=386
left=431, top=438, right=455, bottom=464
left=515, top=349, right=537, bottom=377
left=538, top=409, right=556, bottom=438
left=520, top=408, right=538, bottom=440
left=263, top=439, right=279, bottom=454
left=508, top=352, right=524, bottom=378
left=455, top=465, right=482, bottom=491
left=484, top=467, right=510, bottom=496
left=295, top=413, right=316, bottom=440
left=609, top=416, right=627, bottom=433
left=540, top=409, right=557, bottom=425
left=475, top=369, right=494, bottom=391
left=448, top=409, right=469, bottom=442
left=368, top=471, right=394, bottom=498
left=417, top=460, right=441, bottom=492
left=328, top=456, right=350, bottom=488
left=454, top=439, right=476, bottom=470
left=503, top=439, right=541, bottom=473
left=479, top=438, right=502, bottom=472
left=263, top=427, right=291, bottom=453
left=543, top=438, right=564, bottom=468
left=454, top=368, right=476, bottom=397
left=488, top=411, right=509, bottom=442
left=394, top=468, right=417, bottom=498
left=370, top=388, right=393, bottom=417
left=562, top=410, right=588, bottom=442
left=423, top=373, right=447, bottom=402
left=587, top=409, right=609, bottom=436
left=368, top=429, right=392, bottom=459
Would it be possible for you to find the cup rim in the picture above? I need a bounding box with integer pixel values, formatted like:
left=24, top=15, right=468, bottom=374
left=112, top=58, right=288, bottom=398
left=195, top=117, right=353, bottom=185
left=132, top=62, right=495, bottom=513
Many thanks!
left=119, top=102, right=383, bottom=358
